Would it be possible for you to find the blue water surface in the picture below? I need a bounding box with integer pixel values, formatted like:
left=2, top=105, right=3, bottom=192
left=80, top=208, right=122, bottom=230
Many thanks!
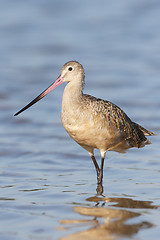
left=0, top=0, right=160, bottom=239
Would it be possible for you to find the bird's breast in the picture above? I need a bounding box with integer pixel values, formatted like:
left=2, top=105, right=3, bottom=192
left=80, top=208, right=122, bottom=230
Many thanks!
left=61, top=101, right=122, bottom=150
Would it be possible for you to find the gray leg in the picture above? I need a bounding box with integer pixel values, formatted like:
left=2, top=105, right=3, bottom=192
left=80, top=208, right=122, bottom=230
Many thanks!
left=91, top=155, right=100, bottom=176
left=97, top=157, right=104, bottom=184
left=91, top=155, right=105, bottom=184
left=96, top=157, right=105, bottom=195
left=96, top=181, right=103, bottom=195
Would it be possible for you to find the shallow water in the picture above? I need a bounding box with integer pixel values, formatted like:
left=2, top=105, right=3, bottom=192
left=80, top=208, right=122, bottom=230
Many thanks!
left=0, top=0, right=160, bottom=239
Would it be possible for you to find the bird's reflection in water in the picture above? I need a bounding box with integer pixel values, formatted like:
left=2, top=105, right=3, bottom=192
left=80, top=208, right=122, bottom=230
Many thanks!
left=59, top=193, right=158, bottom=240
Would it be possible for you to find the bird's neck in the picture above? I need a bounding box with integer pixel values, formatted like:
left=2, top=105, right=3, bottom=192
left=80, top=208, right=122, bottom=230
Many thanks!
left=61, top=81, right=85, bottom=132
left=62, top=81, right=83, bottom=107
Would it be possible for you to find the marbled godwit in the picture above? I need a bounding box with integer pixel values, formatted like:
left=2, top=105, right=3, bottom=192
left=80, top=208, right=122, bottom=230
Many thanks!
left=14, top=61, right=155, bottom=185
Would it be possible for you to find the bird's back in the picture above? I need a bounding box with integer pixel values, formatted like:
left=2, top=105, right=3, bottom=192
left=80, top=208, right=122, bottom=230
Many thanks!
left=61, top=86, right=154, bottom=153
left=80, top=94, right=154, bottom=152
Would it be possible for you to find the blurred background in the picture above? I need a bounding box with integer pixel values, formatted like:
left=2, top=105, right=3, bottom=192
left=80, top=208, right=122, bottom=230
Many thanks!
left=0, top=0, right=160, bottom=240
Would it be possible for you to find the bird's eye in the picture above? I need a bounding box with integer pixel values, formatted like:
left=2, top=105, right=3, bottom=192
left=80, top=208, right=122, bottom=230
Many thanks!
left=68, top=67, right=73, bottom=71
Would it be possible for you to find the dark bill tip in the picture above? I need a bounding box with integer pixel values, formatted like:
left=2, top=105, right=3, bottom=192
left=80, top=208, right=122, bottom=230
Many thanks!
left=14, top=76, right=63, bottom=116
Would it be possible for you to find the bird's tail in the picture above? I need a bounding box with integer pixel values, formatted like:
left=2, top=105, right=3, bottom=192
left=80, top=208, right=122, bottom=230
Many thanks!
left=133, top=123, right=156, bottom=136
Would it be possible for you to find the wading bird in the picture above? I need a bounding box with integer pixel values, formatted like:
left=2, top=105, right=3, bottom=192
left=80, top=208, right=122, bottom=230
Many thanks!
left=14, top=61, right=155, bottom=189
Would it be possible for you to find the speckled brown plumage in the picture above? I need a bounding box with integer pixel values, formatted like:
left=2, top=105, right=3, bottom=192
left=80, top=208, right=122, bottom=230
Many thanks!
left=60, top=61, right=155, bottom=186
left=82, top=94, right=153, bottom=150
left=14, top=60, right=155, bottom=187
